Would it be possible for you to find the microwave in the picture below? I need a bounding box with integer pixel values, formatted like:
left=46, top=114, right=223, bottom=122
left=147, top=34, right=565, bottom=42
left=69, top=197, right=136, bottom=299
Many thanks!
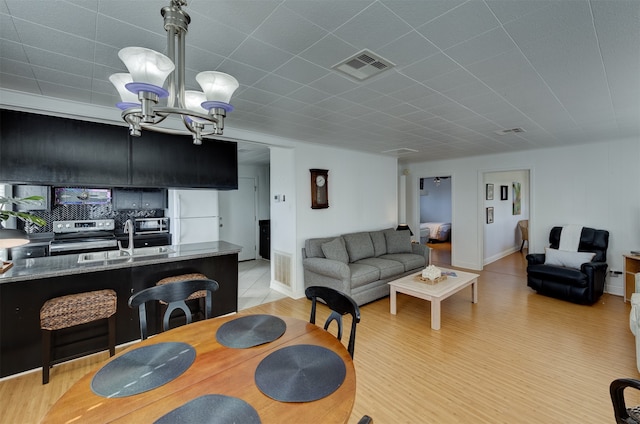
left=134, top=218, right=169, bottom=234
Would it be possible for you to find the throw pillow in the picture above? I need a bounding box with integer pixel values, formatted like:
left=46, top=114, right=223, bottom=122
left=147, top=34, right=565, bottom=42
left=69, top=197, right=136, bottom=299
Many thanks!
left=343, top=232, right=375, bottom=262
left=385, top=230, right=412, bottom=254
left=321, top=238, right=349, bottom=264
left=544, top=248, right=595, bottom=269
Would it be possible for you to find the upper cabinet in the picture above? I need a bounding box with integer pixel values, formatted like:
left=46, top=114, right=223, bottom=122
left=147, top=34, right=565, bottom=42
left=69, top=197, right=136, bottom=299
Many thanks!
left=0, top=110, right=238, bottom=189
left=130, top=131, right=238, bottom=189
left=113, top=188, right=167, bottom=210
left=0, top=110, right=129, bottom=186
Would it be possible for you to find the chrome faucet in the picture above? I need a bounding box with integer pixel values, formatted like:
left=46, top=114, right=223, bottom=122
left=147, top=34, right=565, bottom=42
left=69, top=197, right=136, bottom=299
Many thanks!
left=118, top=219, right=135, bottom=256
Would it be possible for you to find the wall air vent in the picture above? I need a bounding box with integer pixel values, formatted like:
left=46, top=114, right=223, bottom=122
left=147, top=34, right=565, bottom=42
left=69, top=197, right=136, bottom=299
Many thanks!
left=333, top=50, right=395, bottom=81
left=495, top=128, right=526, bottom=135
left=381, top=147, right=418, bottom=156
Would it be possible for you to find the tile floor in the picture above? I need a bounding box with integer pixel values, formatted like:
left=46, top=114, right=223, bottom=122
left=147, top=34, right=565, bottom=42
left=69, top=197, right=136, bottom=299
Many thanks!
left=237, top=259, right=287, bottom=310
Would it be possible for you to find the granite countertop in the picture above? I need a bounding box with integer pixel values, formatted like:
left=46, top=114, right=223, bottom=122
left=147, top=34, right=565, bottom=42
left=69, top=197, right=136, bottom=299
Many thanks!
left=1, top=241, right=242, bottom=284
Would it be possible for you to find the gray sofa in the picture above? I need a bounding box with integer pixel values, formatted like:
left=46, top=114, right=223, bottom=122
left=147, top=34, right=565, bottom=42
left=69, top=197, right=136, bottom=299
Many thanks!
left=302, top=228, right=431, bottom=305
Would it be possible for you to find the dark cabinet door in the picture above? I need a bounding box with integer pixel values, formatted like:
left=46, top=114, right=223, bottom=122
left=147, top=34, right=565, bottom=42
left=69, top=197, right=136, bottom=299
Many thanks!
left=0, top=110, right=129, bottom=185
left=130, top=131, right=238, bottom=189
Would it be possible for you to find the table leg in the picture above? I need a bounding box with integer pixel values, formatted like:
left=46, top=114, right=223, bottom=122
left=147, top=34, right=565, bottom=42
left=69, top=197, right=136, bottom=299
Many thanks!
left=431, top=300, right=441, bottom=330
left=390, top=286, right=397, bottom=315
left=471, top=279, right=478, bottom=303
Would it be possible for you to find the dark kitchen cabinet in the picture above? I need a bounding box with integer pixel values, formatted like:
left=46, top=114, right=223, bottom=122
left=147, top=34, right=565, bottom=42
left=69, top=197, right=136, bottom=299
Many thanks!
left=113, top=188, right=167, bottom=210
left=0, top=109, right=238, bottom=189
left=0, top=110, right=129, bottom=186
left=130, top=131, right=238, bottom=189
left=12, top=185, right=51, bottom=211
left=259, top=220, right=270, bottom=260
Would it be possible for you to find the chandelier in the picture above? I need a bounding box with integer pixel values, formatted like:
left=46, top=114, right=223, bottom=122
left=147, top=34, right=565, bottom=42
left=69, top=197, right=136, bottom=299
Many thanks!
left=109, top=0, right=239, bottom=144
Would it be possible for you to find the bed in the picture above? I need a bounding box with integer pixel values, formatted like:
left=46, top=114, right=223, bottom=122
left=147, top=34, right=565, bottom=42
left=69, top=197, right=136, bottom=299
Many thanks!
left=420, top=222, right=451, bottom=243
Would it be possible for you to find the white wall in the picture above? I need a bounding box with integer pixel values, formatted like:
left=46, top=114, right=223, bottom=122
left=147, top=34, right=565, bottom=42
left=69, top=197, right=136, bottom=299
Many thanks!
left=483, top=170, right=529, bottom=264
left=238, top=164, right=270, bottom=221
left=404, top=137, right=640, bottom=296
left=270, top=143, right=397, bottom=299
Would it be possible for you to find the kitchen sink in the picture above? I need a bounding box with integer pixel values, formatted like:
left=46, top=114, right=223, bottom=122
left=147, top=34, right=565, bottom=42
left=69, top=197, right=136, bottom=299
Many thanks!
left=77, top=246, right=175, bottom=263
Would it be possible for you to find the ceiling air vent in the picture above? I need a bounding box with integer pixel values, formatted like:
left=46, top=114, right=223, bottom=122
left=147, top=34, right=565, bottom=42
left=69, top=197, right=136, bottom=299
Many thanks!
left=382, top=147, right=418, bottom=156
left=495, top=128, right=526, bottom=135
left=333, top=50, right=395, bottom=81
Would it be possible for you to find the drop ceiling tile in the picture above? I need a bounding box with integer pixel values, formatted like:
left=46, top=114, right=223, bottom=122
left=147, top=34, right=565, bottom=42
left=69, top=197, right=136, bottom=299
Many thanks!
left=298, top=34, right=357, bottom=69
left=314, top=96, right=360, bottom=112
left=38, top=81, right=92, bottom=103
left=253, top=74, right=303, bottom=96
left=96, top=14, right=165, bottom=52
left=365, top=71, right=418, bottom=95
left=0, top=12, right=20, bottom=42
left=373, top=31, right=439, bottom=69
left=283, top=1, right=374, bottom=32
left=183, top=46, right=226, bottom=74
left=6, top=0, right=97, bottom=40
left=405, top=91, right=450, bottom=109
left=485, top=0, right=555, bottom=24
left=333, top=2, right=412, bottom=50
left=235, top=87, right=281, bottom=105
left=0, top=71, right=40, bottom=93
left=252, top=6, right=328, bottom=55
left=273, top=57, right=327, bottom=85
left=269, top=96, right=313, bottom=113
left=0, top=57, right=33, bottom=77
left=387, top=83, right=437, bottom=102
left=12, top=20, right=95, bottom=61
left=308, top=72, right=359, bottom=95
left=288, top=85, right=328, bottom=104
left=216, top=59, right=269, bottom=86
left=444, top=27, right=516, bottom=67
left=31, top=65, right=92, bottom=90
left=0, top=38, right=27, bottom=62
left=424, top=68, right=478, bottom=92
left=338, top=86, right=385, bottom=104
left=22, top=46, right=94, bottom=77
left=186, top=17, right=249, bottom=58
left=384, top=102, right=421, bottom=117
left=402, top=53, right=460, bottom=83
left=229, top=37, right=294, bottom=72
left=188, top=0, right=280, bottom=35
left=416, top=1, right=500, bottom=50
left=381, top=0, right=465, bottom=28
left=441, top=80, right=492, bottom=102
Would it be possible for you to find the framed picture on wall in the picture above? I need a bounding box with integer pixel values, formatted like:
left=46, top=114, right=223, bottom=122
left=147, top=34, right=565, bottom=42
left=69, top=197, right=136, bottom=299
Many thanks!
left=513, top=182, right=521, bottom=215
left=500, top=185, right=508, bottom=200
left=486, top=207, right=494, bottom=224
left=486, top=184, right=494, bottom=200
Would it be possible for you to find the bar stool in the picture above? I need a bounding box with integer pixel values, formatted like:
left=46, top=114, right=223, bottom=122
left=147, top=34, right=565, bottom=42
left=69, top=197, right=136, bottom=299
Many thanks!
left=157, top=273, right=208, bottom=322
left=40, top=289, right=117, bottom=384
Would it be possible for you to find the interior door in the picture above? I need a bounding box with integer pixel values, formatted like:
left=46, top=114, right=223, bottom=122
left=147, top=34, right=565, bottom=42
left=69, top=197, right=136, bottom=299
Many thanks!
left=218, top=177, right=257, bottom=261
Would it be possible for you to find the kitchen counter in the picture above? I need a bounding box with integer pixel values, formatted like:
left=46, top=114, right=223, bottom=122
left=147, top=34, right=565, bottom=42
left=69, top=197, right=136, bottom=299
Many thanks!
left=0, top=241, right=241, bottom=284
left=0, top=241, right=242, bottom=378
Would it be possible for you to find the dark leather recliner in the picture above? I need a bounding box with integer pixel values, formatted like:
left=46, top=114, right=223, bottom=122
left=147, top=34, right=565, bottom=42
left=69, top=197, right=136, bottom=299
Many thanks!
left=526, top=226, right=609, bottom=304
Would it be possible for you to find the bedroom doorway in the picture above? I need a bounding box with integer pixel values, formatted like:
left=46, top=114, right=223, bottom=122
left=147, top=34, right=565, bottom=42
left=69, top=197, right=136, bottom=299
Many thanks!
left=419, top=176, right=452, bottom=266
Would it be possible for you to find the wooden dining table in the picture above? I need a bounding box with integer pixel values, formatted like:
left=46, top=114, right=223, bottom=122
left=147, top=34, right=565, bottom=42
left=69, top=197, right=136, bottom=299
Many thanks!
left=42, top=314, right=356, bottom=423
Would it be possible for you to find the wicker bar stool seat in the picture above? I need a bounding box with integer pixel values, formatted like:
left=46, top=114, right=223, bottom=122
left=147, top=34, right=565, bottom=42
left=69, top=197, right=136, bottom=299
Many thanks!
left=156, top=273, right=209, bottom=301
left=40, top=289, right=117, bottom=384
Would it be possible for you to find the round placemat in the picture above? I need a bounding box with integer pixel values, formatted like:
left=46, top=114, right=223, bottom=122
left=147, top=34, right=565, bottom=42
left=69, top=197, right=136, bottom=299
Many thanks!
left=254, top=344, right=346, bottom=402
left=154, top=394, right=261, bottom=424
left=216, top=314, right=286, bottom=349
left=91, top=342, right=196, bottom=398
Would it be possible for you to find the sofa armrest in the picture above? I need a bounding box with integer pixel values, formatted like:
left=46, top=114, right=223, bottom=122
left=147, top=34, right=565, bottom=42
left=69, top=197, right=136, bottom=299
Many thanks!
left=302, top=257, right=351, bottom=280
left=412, top=243, right=431, bottom=265
left=526, top=253, right=545, bottom=266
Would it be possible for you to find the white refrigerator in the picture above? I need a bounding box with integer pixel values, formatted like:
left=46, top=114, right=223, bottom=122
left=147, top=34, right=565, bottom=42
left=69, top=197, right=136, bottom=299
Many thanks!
left=168, top=189, right=220, bottom=244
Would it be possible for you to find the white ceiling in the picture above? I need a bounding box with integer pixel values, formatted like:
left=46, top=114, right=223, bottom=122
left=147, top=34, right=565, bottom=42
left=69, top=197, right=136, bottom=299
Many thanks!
left=1, top=0, right=638, bottom=165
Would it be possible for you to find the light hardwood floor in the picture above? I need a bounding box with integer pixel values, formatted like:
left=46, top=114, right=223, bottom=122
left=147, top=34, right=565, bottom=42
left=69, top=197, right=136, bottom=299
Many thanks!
left=1, top=252, right=638, bottom=423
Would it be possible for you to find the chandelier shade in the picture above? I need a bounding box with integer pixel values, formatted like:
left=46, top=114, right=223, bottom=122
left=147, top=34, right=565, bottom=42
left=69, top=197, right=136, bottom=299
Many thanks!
left=109, top=1, right=238, bottom=143
left=196, top=71, right=239, bottom=110
left=118, top=47, right=174, bottom=96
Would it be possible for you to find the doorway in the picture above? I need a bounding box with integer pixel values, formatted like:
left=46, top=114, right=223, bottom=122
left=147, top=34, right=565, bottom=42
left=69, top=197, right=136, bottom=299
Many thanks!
left=419, top=176, right=452, bottom=266
left=218, top=177, right=258, bottom=262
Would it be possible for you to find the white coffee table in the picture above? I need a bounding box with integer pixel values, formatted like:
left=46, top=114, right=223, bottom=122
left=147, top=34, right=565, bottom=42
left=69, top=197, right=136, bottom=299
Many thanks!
left=388, top=268, right=479, bottom=330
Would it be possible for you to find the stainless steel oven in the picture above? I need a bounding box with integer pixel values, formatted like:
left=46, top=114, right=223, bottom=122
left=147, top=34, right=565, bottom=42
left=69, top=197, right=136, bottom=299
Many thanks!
left=49, top=219, right=117, bottom=256
left=134, top=218, right=169, bottom=234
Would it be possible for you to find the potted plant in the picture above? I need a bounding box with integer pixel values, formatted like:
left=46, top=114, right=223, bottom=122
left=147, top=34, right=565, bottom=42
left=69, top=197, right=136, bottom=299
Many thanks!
left=0, top=195, right=46, bottom=272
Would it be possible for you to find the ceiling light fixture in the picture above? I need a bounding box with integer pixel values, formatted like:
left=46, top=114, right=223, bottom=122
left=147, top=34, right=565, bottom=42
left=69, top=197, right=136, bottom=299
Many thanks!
left=109, top=0, right=239, bottom=145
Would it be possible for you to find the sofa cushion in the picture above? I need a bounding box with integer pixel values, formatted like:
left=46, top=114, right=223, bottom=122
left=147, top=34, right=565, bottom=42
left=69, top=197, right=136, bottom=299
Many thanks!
left=379, top=253, right=426, bottom=272
left=343, top=232, right=375, bottom=262
left=321, top=238, right=349, bottom=264
left=348, top=263, right=381, bottom=289
left=544, top=248, right=595, bottom=269
left=305, top=237, right=338, bottom=259
left=369, top=230, right=388, bottom=257
left=356, top=257, right=405, bottom=279
left=384, top=230, right=412, bottom=254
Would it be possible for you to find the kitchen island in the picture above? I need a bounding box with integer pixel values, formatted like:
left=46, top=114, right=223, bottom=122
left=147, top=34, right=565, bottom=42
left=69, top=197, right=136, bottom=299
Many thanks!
left=0, top=241, right=241, bottom=378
